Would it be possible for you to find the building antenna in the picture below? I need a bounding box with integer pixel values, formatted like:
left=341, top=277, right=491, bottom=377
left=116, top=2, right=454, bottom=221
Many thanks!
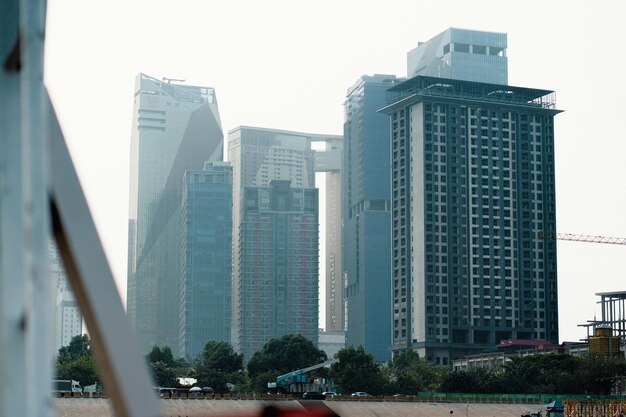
left=162, top=77, right=186, bottom=84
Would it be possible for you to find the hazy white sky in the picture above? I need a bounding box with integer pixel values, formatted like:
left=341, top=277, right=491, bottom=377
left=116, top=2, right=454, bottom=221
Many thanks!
left=44, top=0, right=626, bottom=343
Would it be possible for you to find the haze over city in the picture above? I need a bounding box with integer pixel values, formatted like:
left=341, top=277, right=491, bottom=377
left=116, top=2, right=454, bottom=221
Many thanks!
left=44, top=0, right=626, bottom=344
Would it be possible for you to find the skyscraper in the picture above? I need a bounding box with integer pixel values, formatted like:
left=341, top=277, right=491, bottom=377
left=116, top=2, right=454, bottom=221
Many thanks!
left=237, top=180, right=319, bottom=360
left=342, top=74, right=398, bottom=361
left=227, top=126, right=341, bottom=356
left=49, top=241, right=82, bottom=353
left=315, top=138, right=343, bottom=333
left=381, top=75, right=561, bottom=364
left=127, top=74, right=223, bottom=355
left=179, top=162, right=233, bottom=360
left=407, top=28, right=508, bottom=85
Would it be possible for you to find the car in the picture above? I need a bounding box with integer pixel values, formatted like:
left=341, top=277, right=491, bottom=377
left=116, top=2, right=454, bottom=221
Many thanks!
left=302, top=391, right=326, bottom=400
left=323, top=391, right=337, bottom=398
left=351, top=391, right=369, bottom=398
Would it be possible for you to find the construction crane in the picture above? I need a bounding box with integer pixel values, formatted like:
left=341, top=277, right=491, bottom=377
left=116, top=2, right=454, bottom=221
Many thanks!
left=538, top=232, right=626, bottom=246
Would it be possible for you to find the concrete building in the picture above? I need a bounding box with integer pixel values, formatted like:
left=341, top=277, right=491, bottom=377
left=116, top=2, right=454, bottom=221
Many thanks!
left=127, top=74, right=224, bottom=355
left=179, top=162, right=233, bottom=360
left=227, top=126, right=342, bottom=355
left=407, top=28, right=508, bottom=85
left=342, top=74, right=398, bottom=361
left=318, top=330, right=346, bottom=360
left=236, top=180, right=319, bottom=360
left=317, top=140, right=344, bottom=333
left=49, top=241, right=82, bottom=353
left=380, top=75, right=561, bottom=364
left=452, top=341, right=588, bottom=371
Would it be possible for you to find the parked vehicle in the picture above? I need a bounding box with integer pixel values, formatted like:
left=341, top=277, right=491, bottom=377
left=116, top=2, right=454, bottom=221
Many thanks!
left=351, top=391, right=369, bottom=398
left=302, top=391, right=326, bottom=400
left=323, top=391, right=337, bottom=398
left=52, top=379, right=82, bottom=395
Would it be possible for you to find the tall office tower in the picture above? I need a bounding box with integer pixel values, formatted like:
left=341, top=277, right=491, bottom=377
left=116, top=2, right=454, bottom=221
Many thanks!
left=381, top=75, right=561, bottom=365
left=237, top=180, right=319, bottom=360
left=227, top=126, right=341, bottom=355
left=128, top=74, right=223, bottom=355
left=315, top=138, right=344, bottom=332
left=407, top=28, right=507, bottom=85
left=179, top=162, right=233, bottom=360
left=342, top=74, right=398, bottom=361
left=49, top=241, right=82, bottom=353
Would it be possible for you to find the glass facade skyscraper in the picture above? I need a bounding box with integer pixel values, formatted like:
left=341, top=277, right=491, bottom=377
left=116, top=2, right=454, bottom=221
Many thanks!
left=407, top=28, right=508, bottom=85
left=237, top=181, right=319, bottom=361
left=179, top=162, right=232, bottom=360
left=227, top=126, right=341, bottom=357
left=127, top=74, right=224, bottom=355
left=381, top=75, right=561, bottom=364
left=342, top=74, right=398, bottom=361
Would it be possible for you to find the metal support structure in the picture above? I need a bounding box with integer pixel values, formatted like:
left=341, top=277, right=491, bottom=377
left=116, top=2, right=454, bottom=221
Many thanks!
left=1, top=2, right=29, bottom=415
left=597, top=291, right=626, bottom=340
left=2, top=1, right=162, bottom=416
left=48, top=92, right=162, bottom=417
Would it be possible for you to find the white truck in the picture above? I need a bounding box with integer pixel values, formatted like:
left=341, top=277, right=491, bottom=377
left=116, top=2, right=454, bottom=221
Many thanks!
left=52, top=379, right=82, bottom=396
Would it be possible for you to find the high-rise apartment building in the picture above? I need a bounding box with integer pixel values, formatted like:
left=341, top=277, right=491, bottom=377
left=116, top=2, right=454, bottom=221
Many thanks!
left=227, top=126, right=341, bottom=356
left=237, top=180, right=319, bottom=360
left=179, top=162, right=233, bottom=360
left=342, top=74, right=398, bottom=361
left=127, top=74, right=223, bottom=355
left=407, top=28, right=507, bottom=85
left=381, top=75, right=561, bottom=364
left=315, top=139, right=344, bottom=333
left=49, top=241, right=82, bottom=353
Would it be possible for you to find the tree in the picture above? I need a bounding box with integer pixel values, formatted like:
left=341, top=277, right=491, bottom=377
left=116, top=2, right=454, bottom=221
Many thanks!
left=146, top=345, right=179, bottom=387
left=247, top=334, right=327, bottom=380
left=146, top=345, right=175, bottom=367
left=196, top=341, right=244, bottom=393
left=390, top=349, right=444, bottom=394
left=201, top=340, right=243, bottom=374
left=330, top=346, right=385, bottom=395
left=150, top=361, right=178, bottom=388
left=55, top=334, right=100, bottom=387
left=57, top=334, right=91, bottom=363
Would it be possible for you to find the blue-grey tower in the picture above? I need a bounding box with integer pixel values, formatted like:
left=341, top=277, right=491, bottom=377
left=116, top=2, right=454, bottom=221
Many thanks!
left=343, top=74, right=398, bottom=361
left=407, top=28, right=508, bottom=85
left=127, top=74, right=224, bottom=355
left=179, top=161, right=232, bottom=360
left=381, top=75, right=561, bottom=364
left=237, top=180, right=319, bottom=361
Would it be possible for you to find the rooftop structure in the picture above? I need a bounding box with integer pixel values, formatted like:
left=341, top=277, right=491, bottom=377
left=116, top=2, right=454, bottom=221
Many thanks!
left=407, top=28, right=508, bottom=85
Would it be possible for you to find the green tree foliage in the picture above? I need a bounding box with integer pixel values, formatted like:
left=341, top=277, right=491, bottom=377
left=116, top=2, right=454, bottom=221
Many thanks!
left=500, top=354, right=626, bottom=395
left=440, top=354, right=626, bottom=395
left=196, top=341, right=244, bottom=393
left=146, top=345, right=175, bottom=367
left=55, top=334, right=99, bottom=387
left=247, top=334, right=327, bottom=381
left=201, top=341, right=243, bottom=374
left=330, top=346, right=384, bottom=395
left=389, top=350, right=444, bottom=394
left=440, top=367, right=504, bottom=394
left=146, top=345, right=179, bottom=387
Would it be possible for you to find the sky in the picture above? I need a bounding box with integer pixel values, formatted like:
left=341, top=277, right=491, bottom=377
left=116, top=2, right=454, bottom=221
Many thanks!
left=44, top=0, right=626, bottom=344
